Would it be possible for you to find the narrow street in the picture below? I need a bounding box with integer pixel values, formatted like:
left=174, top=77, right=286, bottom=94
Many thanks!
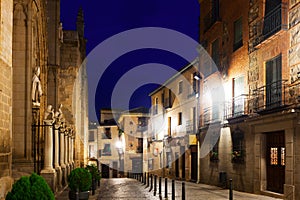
left=94, top=178, right=281, bottom=200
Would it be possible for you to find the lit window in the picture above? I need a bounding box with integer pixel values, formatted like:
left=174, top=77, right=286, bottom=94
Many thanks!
left=281, top=147, right=285, bottom=166
left=270, top=147, right=278, bottom=165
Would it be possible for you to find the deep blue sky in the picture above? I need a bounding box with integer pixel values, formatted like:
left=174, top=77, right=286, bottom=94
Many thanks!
left=60, top=1, right=200, bottom=121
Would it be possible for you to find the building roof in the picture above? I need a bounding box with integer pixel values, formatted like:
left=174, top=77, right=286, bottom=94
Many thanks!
left=148, top=58, right=198, bottom=96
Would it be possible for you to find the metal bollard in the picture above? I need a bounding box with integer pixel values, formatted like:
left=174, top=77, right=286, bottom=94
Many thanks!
left=146, top=172, right=149, bottom=188
left=149, top=174, right=153, bottom=192
left=144, top=172, right=146, bottom=185
left=154, top=175, right=157, bottom=196
left=159, top=176, right=162, bottom=196
left=172, top=180, right=175, bottom=200
left=182, top=182, right=185, bottom=200
left=164, top=178, right=168, bottom=198
left=229, top=179, right=233, bottom=200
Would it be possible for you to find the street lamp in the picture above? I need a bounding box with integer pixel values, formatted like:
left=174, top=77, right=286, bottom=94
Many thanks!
left=115, top=140, right=124, bottom=177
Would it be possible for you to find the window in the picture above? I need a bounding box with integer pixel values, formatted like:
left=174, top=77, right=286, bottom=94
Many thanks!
left=102, top=144, right=111, bottom=156
left=136, top=138, right=143, bottom=153
left=153, top=97, right=158, bottom=115
left=89, top=131, right=95, bottom=142
left=168, top=117, right=171, bottom=136
left=178, top=81, right=183, bottom=94
left=231, top=127, right=244, bottom=163
left=233, top=17, right=243, bottom=51
left=102, top=128, right=112, bottom=139
left=210, top=131, right=220, bottom=162
left=212, top=39, right=220, bottom=67
left=148, top=159, right=153, bottom=170
left=166, top=152, right=172, bottom=168
left=233, top=76, right=245, bottom=116
left=178, top=112, right=182, bottom=125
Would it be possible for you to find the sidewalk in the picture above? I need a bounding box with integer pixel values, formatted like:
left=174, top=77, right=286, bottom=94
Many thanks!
left=56, top=178, right=282, bottom=200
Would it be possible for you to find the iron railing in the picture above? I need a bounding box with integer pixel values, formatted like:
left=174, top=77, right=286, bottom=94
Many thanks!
left=251, top=3, right=287, bottom=47
left=203, top=1, right=220, bottom=32
left=224, top=94, right=249, bottom=119
left=186, top=119, right=196, bottom=134
left=249, top=80, right=288, bottom=112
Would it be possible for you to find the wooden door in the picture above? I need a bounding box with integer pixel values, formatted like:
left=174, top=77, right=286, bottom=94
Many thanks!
left=266, top=131, right=285, bottom=193
left=101, top=164, right=109, bottom=178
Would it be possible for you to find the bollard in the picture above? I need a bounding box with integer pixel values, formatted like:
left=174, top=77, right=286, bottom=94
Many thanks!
left=146, top=172, right=149, bottom=188
left=182, top=182, right=185, bottom=200
left=144, top=172, right=146, bottom=185
left=154, top=175, right=157, bottom=196
left=159, top=176, right=162, bottom=197
left=172, top=180, right=175, bottom=200
left=149, top=174, right=153, bottom=192
left=229, top=179, right=233, bottom=200
left=164, top=178, right=168, bottom=198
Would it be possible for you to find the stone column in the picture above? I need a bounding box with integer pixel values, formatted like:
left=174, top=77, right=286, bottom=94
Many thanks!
left=68, top=132, right=72, bottom=171
left=54, top=124, right=62, bottom=189
left=41, top=119, right=56, bottom=191
left=60, top=126, right=66, bottom=186
left=64, top=129, right=70, bottom=175
left=71, top=133, right=75, bottom=169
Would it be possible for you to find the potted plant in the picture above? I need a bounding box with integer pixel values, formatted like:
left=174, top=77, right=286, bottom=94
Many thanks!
left=6, top=173, right=55, bottom=200
left=210, top=151, right=219, bottom=162
left=68, top=167, right=92, bottom=200
left=85, top=165, right=101, bottom=195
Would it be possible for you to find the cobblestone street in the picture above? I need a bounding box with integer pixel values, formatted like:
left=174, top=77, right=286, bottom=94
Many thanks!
left=92, top=178, right=282, bottom=200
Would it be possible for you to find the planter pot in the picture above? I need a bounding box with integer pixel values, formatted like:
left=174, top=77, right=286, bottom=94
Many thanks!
left=69, top=190, right=90, bottom=200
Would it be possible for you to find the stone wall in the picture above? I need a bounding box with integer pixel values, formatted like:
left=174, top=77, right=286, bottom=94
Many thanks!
left=0, top=0, right=14, bottom=199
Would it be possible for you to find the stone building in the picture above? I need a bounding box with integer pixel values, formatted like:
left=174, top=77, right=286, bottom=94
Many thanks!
left=0, top=0, right=89, bottom=198
left=98, top=109, right=123, bottom=178
left=148, top=60, right=200, bottom=181
left=0, top=1, right=14, bottom=199
left=198, top=0, right=300, bottom=199
left=117, top=107, right=149, bottom=175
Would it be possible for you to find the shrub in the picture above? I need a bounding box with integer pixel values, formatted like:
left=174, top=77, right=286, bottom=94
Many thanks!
left=68, top=168, right=92, bottom=192
left=85, top=165, right=101, bottom=181
left=6, top=173, right=54, bottom=200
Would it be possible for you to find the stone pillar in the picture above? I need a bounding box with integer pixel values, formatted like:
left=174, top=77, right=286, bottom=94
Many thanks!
left=60, top=126, right=66, bottom=186
left=54, top=124, right=62, bottom=190
left=71, top=133, right=75, bottom=169
left=41, top=119, right=56, bottom=191
left=64, top=130, right=70, bottom=175
left=68, top=133, right=72, bottom=171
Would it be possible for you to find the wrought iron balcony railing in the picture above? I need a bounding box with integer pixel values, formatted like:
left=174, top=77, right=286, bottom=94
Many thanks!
left=200, top=105, right=222, bottom=127
left=249, top=80, right=288, bottom=113
left=186, top=119, right=196, bottom=134
left=251, top=3, right=287, bottom=47
left=203, top=5, right=220, bottom=32
left=224, top=94, right=249, bottom=119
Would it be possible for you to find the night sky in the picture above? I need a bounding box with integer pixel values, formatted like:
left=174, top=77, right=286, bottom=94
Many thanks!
left=60, top=1, right=200, bottom=122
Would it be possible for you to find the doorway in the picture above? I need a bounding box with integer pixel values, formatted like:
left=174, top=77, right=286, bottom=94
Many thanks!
left=101, top=164, right=109, bottom=178
left=112, top=161, right=118, bottom=178
left=175, top=153, right=179, bottom=178
left=266, top=131, right=285, bottom=193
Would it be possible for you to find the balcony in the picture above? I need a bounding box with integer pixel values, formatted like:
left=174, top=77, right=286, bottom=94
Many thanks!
left=203, top=2, right=220, bottom=32
left=200, top=105, right=222, bottom=127
left=163, top=97, right=172, bottom=109
left=249, top=80, right=288, bottom=113
left=224, top=94, right=249, bottom=120
left=137, top=125, right=147, bottom=132
left=186, top=120, right=195, bottom=134
left=251, top=3, right=287, bottom=48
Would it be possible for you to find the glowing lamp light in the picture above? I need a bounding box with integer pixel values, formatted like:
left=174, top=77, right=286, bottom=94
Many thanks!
left=115, top=141, right=123, bottom=149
